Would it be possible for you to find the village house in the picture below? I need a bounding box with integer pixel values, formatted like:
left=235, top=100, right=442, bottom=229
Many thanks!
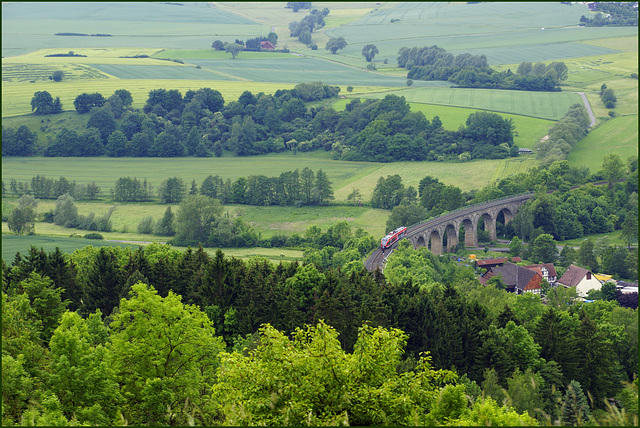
left=479, top=262, right=543, bottom=294
left=556, top=264, right=602, bottom=297
left=523, top=263, right=558, bottom=285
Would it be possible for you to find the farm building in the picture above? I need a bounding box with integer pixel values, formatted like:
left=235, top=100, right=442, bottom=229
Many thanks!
left=557, top=264, right=602, bottom=297
left=261, top=41, right=275, bottom=50
left=475, top=257, right=522, bottom=270
left=479, top=262, right=543, bottom=294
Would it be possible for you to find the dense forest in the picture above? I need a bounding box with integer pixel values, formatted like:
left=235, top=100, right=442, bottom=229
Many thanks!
left=4, top=83, right=520, bottom=162
left=2, top=232, right=637, bottom=425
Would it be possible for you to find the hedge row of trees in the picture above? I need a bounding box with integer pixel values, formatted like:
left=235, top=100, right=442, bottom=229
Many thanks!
left=534, top=103, right=592, bottom=165
left=288, top=7, right=329, bottom=48
left=2, top=240, right=637, bottom=425
left=404, top=45, right=568, bottom=91
left=9, top=85, right=523, bottom=162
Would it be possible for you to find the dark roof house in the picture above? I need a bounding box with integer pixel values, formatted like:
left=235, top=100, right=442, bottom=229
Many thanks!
left=476, top=257, right=522, bottom=270
left=480, top=262, right=543, bottom=294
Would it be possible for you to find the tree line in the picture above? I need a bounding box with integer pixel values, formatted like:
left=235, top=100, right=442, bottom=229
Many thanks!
left=400, top=45, right=568, bottom=91
left=6, top=84, right=523, bottom=162
left=4, top=167, right=334, bottom=208
left=579, top=2, right=638, bottom=27
left=2, top=239, right=637, bottom=425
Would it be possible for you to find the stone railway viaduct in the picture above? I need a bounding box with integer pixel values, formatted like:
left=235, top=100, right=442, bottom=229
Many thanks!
left=365, top=193, right=534, bottom=271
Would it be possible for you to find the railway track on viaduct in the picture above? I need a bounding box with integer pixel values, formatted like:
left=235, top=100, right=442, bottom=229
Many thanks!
left=365, top=193, right=535, bottom=272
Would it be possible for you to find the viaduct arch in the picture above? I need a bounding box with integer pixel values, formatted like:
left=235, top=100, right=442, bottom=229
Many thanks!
left=365, top=193, right=533, bottom=271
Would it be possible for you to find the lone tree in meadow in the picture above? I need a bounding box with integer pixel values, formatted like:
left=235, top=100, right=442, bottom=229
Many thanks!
left=51, top=70, right=64, bottom=82
left=224, top=42, right=244, bottom=59
left=325, top=37, right=347, bottom=54
left=361, top=44, right=378, bottom=62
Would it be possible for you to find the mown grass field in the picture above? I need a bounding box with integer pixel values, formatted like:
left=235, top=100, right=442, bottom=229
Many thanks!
left=1, top=233, right=137, bottom=261
left=406, top=103, right=554, bottom=148
left=568, top=115, right=639, bottom=170
left=360, top=87, right=582, bottom=121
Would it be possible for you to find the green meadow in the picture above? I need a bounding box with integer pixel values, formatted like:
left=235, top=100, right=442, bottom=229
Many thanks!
left=2, top=154, right=536, bottom=202
left=0, top=232, right=305, bottom=264
left=568, top=115, right=639, bottom=170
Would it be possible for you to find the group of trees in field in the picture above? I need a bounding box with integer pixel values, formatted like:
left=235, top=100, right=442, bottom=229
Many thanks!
left=288, top=7, right=329, bottom=48
left=534, top=103, right=591, bottom=164
left=9, top=86, right=523, bottom=162
left=30, top=91, right=63, bottom=115
left=2, top=239, right=637, bottom=425
left=579, top=2, right=638, bottom=27
left=211, top=33, right=280, bottom=56
left=600, top=83, right=617, bottom=109
left=401, top=45, right=568, bottom=91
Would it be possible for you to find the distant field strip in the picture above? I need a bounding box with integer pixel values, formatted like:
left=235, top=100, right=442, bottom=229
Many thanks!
left=360, top=88, right=581, bottom=120
left=90, top=64, right=243, bottom=80
left=1, top=80, right=296, bottom=117
left=186, top=58, right=442, bottom=86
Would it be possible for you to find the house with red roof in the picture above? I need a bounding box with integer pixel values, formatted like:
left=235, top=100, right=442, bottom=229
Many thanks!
left=479, top=262, right=543, bottom=294
left=260, top=41, right=275, bottom=50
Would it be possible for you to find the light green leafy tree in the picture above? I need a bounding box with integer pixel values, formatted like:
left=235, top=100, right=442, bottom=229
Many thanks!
left=210, top=321, right=460, bottom=426
left=46, top=311, right=122, bottom=425
left=8, top=194, right=38, bottom=235
left=109, top=283, right=225, bottom=426
left=450, top=396, right=538, bottom=426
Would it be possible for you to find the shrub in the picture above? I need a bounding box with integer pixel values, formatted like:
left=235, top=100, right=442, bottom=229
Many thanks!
left=137, top=216, right=155, bottom=234
left=51, top=70, right=64, bottom=82
left=84, top=233, right=104, bottom=240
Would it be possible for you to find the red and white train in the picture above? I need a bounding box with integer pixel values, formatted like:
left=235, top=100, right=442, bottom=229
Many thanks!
left=380, top=226, right=407, bottom=250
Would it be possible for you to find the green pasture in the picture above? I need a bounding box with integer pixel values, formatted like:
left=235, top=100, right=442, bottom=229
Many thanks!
left=567, top=115, right=639, bottom=171
left=1, top=233, right=137, bottom=262
left=359, top=87, right=581, bottom=121
left=1, top=232, right=305, bottom=264
left=558, top=232, right=635, bottom=249
left=406, top=103, right=554, bottom=149
left=90, top=64, right=243, bottom=81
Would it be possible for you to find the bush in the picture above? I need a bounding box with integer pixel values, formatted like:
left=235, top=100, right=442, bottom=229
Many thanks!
left=51, top=70, right=64, bottom=82
left=137, top=216, right=155, bottom=234
left=84, top=233, right=104, bottom=240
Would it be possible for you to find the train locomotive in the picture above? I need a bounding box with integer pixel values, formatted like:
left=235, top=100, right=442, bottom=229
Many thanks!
left=380, top=226, right=407, bottom=250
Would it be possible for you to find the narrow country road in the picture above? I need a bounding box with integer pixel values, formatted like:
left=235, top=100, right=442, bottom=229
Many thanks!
left=576, top=92, right=597, bottom=127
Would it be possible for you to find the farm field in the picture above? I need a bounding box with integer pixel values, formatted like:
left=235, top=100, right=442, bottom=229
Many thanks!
left=1, top=2, right=267, bottom=57
left=322, top=2, right=636, bottom=66
left=0, top=233, right=138, bottom=261
left=0, top=232, right=305, bottom=264
left=91, top=57, right=446, bottom=87
left=359, top=87, right=582, bottom=121
left=2, top=155, right=537, bottom=203
left=568, top=115, right=639, bottom=171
